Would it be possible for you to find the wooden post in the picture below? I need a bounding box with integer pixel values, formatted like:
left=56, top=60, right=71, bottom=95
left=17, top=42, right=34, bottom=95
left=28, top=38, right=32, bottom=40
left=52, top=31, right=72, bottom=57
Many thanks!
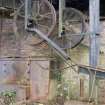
left=80, top=78, right=84, bottom=98
left=95, top=79, right=99, bottom=105
left=89, top=0, right=100, bottom=102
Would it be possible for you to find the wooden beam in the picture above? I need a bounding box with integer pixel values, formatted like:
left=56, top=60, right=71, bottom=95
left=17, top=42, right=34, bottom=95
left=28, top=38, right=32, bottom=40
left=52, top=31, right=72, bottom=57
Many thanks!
left=80, top=78, right=84, bottom=98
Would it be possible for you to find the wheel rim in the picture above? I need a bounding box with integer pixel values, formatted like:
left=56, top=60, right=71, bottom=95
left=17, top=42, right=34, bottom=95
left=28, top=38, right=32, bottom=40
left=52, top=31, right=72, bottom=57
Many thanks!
left=51, top=8, right=86, bottom=49
left=62, top=8, right=86, bottom=49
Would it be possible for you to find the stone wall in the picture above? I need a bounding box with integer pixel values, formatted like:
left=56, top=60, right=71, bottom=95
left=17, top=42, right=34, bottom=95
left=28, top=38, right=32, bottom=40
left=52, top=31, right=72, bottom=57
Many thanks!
left=0, top=18, right=51, bottom=101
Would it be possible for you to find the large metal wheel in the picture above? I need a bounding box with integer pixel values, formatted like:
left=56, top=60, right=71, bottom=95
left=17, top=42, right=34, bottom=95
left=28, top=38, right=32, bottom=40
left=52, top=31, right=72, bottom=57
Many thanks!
left=53, top=8, right=86, bottom=49
left=13, top=0, right=56, bottom=45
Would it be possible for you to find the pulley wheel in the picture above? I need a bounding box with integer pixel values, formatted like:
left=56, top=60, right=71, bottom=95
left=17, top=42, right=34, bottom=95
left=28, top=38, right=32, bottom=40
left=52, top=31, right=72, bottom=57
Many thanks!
left=52, top=8, right=86, bottom=49
left=13, top=0, right=56, bottom=45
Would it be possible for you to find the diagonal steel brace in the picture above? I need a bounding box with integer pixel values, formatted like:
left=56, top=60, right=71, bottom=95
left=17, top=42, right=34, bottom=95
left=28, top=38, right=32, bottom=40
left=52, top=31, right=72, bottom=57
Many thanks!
left=27, top=28, right=70, bottom=60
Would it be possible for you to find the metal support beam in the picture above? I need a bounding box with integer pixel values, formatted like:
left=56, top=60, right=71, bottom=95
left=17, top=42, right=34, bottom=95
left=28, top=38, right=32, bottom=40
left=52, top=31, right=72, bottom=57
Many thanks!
left=27, top=28, right=70, bottom=60
left=89, top=0, right=100, bottom=67
left=89, top=0, right=100, bottom=102
left=25, top=0, right=32, bottom=29
left=59, top=0, right=65, bottom=37
left=25, top=0, right=28, bottom=29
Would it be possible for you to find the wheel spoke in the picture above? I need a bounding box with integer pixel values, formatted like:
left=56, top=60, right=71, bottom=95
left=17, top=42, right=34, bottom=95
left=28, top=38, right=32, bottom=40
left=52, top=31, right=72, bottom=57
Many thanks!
left=19, top=0, right=24, bottom=4
left=43, top=12, right=52, bottom=16
left=70, top=26, right=81, bottom=33
left=37, top=0, right=40, bottom=15
left=64, top=25, right=74, bottom=33
left=32, top=0, right=42, bottom=15
left=63, top=23, right=81, bottom=33
left=39, top=12, right=52, bottom=20
left=67, top=20, right=82, bottom=25
left=38, top=1, right=44, bottom=14
left=67, top=37, right=76, bottom=45
left=37, top=24, right=49, bottom=30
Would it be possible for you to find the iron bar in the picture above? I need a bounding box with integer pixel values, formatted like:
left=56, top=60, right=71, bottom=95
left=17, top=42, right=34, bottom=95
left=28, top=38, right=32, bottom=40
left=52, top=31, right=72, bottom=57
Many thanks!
left=27, top=28, right=70, bottom=60
left=59, top=0, right=65, bottom=37
left=25, top=0, right=28, bottom=29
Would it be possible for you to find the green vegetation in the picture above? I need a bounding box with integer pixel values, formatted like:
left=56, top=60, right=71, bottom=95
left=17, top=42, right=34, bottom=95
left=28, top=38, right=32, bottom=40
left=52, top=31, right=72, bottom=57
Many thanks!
left=0, top=90, right=16, bottom=105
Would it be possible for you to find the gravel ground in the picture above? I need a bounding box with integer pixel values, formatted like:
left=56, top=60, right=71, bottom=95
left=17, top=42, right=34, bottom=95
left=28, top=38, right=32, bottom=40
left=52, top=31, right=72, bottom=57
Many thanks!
left=64, top=100, right=105, bottom=105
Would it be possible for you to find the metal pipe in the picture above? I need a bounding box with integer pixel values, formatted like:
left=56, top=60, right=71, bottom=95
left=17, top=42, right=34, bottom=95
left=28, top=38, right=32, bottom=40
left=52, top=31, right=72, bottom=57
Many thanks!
left=89, top=0, right=100, bottom=67
left=59, top=0, right=65, bottom=37
left=25, top=0, right=28, bottom=29
left=59, top=0, right=63, bottom=37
